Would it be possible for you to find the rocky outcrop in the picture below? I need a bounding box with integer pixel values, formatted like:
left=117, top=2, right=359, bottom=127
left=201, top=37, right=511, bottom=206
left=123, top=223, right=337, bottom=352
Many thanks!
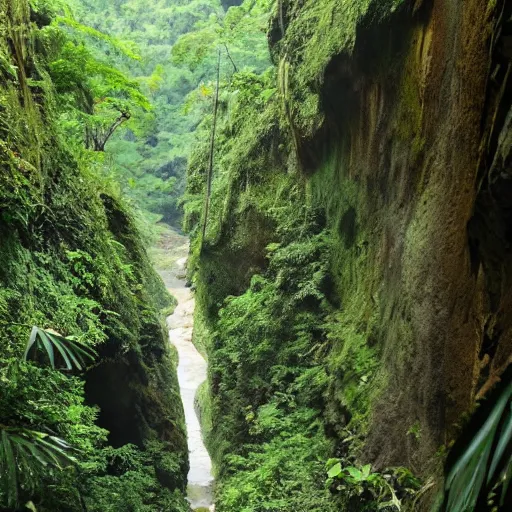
left=271, top=0, right=512, bottom=473
left=187, top=0, right=512, bottom=508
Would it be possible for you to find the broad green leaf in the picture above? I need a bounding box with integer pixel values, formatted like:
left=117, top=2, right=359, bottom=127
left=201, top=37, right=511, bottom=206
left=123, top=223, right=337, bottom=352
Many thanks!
left=48, top=435, right=73, bottom=450
left=37, top=329, right=56, bottom=369
left=58, top=340, right=84, bottom=370
left=66, top=337, right=97, bottom=360
left=346, top=466, right=363, bottom=480
left=46, top=334, right=73, bottom=370
left=500, top=457, right=512, bottom=506
left=2, top=429, right=18, bottom=506
left=9, top=435, right=50, bottom=467
left=24, top=326, right=96, bottom=370
left=488, top=404, right=512, bottom=482
left=47, top=332, right=86, bottom=367
left=442, top=379, right=512, bottom=511
left=327, top=462, right=342, bottom=478
left=23, top=326, right=39, bottom=361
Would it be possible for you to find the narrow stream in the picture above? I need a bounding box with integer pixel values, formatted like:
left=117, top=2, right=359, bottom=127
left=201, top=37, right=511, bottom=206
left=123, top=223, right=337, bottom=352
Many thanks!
left=159, top=237, right=214, bottom=511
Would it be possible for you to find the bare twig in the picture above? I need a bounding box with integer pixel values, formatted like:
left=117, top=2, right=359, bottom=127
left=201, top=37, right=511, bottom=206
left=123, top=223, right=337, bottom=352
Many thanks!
left=201, top=48, right=221, bottom=251
left=224, top=43, right=238, bottom=73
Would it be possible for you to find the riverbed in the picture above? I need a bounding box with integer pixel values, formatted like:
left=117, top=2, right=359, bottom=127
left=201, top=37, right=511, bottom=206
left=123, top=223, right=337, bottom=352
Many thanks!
left=156, top=227, right=214, bottom=511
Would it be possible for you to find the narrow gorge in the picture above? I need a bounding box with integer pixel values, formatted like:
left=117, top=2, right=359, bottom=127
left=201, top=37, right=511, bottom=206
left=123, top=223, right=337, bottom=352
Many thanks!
left=1, top=0, right=511, bottom=511
left=158, top=230, right=214, bottom=511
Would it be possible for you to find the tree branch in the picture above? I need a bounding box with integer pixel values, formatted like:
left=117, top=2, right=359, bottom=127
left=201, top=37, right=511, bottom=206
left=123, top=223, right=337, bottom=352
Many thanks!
left=224, top=43, right=238, bottom=73
left=94, top=111, right=131, bottom=152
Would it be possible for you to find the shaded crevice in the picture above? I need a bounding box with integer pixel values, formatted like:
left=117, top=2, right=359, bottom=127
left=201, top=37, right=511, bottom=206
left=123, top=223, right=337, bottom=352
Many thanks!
left=85, top=354, right=146, bottom=448
left=467, top=0, right=512, bottom=390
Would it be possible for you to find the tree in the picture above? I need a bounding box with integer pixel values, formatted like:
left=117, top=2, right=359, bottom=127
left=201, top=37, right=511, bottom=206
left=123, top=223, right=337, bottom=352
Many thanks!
left=44, top=18, right=151, bottom=152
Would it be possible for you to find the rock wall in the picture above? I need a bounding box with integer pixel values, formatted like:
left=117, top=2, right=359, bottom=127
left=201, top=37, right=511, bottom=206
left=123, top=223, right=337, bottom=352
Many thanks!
left=274, top=0, right=512, bottom=472
left=187, top=0, right=512, bottom=508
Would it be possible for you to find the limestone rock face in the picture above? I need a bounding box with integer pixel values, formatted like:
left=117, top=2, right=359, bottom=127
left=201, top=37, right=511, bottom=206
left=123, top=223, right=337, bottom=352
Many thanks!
left=270, top=0, right=512, bottom=473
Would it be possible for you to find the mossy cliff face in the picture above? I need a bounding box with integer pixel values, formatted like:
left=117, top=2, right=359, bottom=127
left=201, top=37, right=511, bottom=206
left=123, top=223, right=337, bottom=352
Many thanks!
left=277, top=0, right=512, bottom=469
left=0, top=1, right=188, bottom=509
left=187, top=0, right=512, bottom=509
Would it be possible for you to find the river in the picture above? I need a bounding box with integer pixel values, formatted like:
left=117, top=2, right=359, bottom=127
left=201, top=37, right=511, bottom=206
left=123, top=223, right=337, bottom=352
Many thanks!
left=156, top=228, right=214, bottom=511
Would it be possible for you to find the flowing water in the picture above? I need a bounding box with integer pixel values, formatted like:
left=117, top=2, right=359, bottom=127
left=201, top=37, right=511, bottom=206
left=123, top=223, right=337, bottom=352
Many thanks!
left=158, top=232, right=214, bottom=511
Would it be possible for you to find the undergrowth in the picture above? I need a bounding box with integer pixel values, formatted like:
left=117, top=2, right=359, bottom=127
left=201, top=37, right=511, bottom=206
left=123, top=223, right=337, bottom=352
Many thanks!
left=185, top=16, right=421, bottom=509
left=0, top=0, right=188, bottom=509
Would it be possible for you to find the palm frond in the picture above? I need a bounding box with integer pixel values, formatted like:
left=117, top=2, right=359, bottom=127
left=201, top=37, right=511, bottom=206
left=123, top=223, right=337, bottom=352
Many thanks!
left=23, top=326, right=97, bottom=370
left=441, top=371, right=512, bottom=511
left=1, top=429, right=18, bottom=507
left=0, top=427, right=76, bottom=508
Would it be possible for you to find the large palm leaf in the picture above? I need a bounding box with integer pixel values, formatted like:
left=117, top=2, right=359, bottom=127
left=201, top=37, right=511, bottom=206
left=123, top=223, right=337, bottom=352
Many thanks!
left=440, top=370, right=512, bottom=511
left=0, top=427, right=76, bottom=508
left=0, top=327, right=94, bottom=508
left=23, top=326, right=97, bottom=370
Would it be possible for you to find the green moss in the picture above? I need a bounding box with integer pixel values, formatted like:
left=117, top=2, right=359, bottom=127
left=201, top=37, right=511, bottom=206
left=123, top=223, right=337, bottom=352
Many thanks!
left=393, top=30, right=425, bottom=159
left=0, top=2, right=188, bottom=509
left=192, top=303, right=212, bottom=357
left=195, top=379, right=215, bottom=470
left=186, top=90, right=338, bottom=504
left=274, top=0, right=406, bottom=140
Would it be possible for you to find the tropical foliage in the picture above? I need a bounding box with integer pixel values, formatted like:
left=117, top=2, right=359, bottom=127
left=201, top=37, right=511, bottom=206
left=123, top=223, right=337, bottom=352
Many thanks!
left=440, top=370, right=512, bottom=511
left=67, top=0, right=271, bottom=226
left=0, top=0, right=188, bottom=510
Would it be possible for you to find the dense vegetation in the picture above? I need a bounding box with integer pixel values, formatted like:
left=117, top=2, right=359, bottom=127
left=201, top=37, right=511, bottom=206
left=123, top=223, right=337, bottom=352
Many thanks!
left=0, top=1, right=188, bottom=510
left=2, top=0, right=511, bottom=511
left=184, top=0, right=512, bottom=511
left=67, top=0, right=270, bottom=226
